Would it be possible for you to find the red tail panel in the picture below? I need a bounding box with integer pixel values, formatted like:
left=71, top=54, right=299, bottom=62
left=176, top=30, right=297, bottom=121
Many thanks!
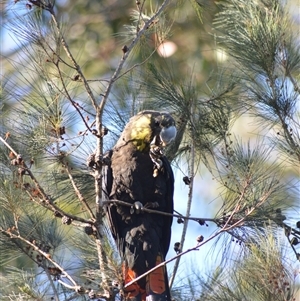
left=146, top=255, right=166, bottom=294
left=123, top=265, right=146, bottom=301
left=123, top=255, right=170, bottom=301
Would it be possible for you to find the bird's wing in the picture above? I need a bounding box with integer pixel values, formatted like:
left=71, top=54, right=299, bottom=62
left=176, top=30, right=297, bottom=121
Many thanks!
left=160, top=155, right=174, bottom=257
left=103, top=149, right=119, bottom=242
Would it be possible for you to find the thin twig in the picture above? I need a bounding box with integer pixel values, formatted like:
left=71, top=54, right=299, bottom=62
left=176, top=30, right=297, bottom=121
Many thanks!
left=98, top=0, right=171, bottom=115
left=64, top=164, right=96, bottom=221
left=52, top=62, right=94, bottom=134
left=57, top=279, right=82, bottom=291
left=0, top=137, right=92, bottom=225
left=1, top=228, right=80, bottom=289
left=113, top=46, right=158, bottom=82
left=49, top=8, right=98, bottom=110
left=25, top=189, right=92, bottom=224
left=93, top=0, right=171, bottom=210
left=136, top=0, right=147, bottom=29
left=45, top=268, right=60, bottom=301
left=169, top=124, right=195, bottom=288
left=124, top=186, right=275, bottom=289
left=103, top=199, right=217, bottom=223
left=282, top=41, right=299, bottom=93
left=124, top=229, right=224, bottom=290
left=92, top=1, right=171, bottom=296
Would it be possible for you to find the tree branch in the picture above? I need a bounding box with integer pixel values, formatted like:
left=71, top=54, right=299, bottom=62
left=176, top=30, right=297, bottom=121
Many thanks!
left=103, top=199, right=217, bottom=223
left=51, top=61, right=95, bottom=135
left=0, top=228, right=80, bottom=290
left=0, top=137, right=92, bottom=225
left=64, top=164, right=96, bottom=221
left=169, top=124, right=195, bottom=288
left=124, top=186, right=277, bottom=290
left=49, top=7, right=98, bottom=110
left=98, top=0, right=171, bottom=115
left=91, top=1, right=171, bottom=297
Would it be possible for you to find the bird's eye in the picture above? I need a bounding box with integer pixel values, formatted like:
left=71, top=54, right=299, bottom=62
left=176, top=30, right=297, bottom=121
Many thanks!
left=154, top=120, right=160, bottom=127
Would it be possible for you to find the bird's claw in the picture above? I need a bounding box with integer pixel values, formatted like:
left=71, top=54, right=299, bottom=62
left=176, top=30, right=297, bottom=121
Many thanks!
left=86, top=153, right=96, bottom=168
left=130, top=201, right=144, bottom=214
left=150, top=152, right=163, bottom=167
left=149, top=144, right=164, bottom=177
left=86, top=152, right=111, bottom=169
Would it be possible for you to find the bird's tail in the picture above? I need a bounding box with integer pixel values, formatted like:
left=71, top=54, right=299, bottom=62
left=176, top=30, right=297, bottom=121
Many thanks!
left=145, top=253, right=171, bottom=301
left=123, top=254, right=171, bottom=301
left=123, top=265, right=146, bottom=301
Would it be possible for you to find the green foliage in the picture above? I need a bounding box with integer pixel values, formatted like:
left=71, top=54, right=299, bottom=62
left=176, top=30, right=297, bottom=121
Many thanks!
left=195, top=230, right=297, bottom=301
left=214, top=0, right=287, bottom=74
left=1, top=0, right=299, bottom=300
left=214, top=0, right=300, bottom=164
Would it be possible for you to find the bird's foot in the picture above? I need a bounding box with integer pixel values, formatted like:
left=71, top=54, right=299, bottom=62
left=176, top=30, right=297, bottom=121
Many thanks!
left=86, top=153, right=96, bottom=168
left=130, top=201, right=144, bottom=214
left=149, top=145, right=164, bottom=176
left=150, top=154, right=163, bottom=168
left=86, top=151, right=111, bottom=169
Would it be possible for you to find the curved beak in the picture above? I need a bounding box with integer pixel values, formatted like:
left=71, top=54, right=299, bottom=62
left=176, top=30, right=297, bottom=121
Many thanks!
left=160, top=125, right=177, bottom=146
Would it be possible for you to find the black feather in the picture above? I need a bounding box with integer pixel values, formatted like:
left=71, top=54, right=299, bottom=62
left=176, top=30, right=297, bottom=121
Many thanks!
left=104, top=112, right=174, bottom=293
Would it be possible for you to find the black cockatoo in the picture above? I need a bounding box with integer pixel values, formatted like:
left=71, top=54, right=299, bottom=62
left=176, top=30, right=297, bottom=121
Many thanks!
left=104, top=111, right=176, bottom=301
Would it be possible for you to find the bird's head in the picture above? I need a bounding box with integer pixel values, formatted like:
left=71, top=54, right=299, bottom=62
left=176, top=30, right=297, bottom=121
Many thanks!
left=149, top=111, right=177, bottom=147
left=119, top=110, right=177, bottom=152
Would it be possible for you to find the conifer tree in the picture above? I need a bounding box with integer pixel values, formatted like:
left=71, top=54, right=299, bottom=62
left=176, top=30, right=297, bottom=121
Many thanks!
left=1, top=0, right=299, bottom=300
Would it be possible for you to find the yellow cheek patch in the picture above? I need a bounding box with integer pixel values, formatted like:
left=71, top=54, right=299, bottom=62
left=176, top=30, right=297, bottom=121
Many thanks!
left=130, top=115, right=152, bottom=151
